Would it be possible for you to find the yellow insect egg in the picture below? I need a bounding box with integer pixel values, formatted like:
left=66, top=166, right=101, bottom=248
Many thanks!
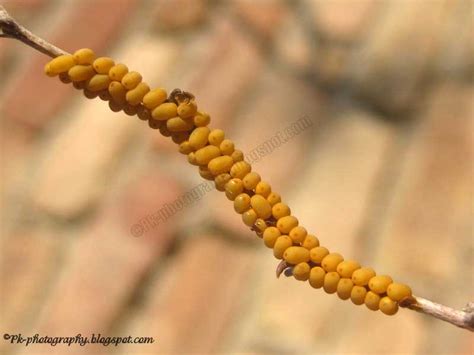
left=152, top=102, right=178, bottom=121
left=173, top=129, right=190, bottom=143
left=59, top=72, right=71, bottom=83
left=83, top=89, right=99, bottom=99
left=272, top=203, right=291, bottom=219
left=219, top=139, right=235, bottom=155
left=193, top=112, right=210, bottom=127
left=231, top=149, right=244, bottom=162
left=44, top=63, right=54, bottom=77
left=350, top=286, right=367, bottom=305
left=159, top=124, right=172, bottom=137
left=126, top=82, right=150, bottom=106
left=309, top=246, right=329, bottom=264
left=208, top=156, right=234, bottom=176
left=323, top=272, right=340, bottom=294
left=108, top=63, right=129, bottom=81
left=293, top=262, right=310, bottom=281
left=98, top=90, right=111, bottom=101
left=137, top=105, right=151, bottom=121
left=337, top=278, right=354, bottom=300
left=266, top=192, right=281, bottom=206
left=321, top=253, right=344, bottom=272
left=188, top=152, right=198, bottom=165
left=263, top=227, right=281, bottom=248
left=352, top=267, right=376, bottom=286
left=73, top=48, right=96, bottom=65
left=368, top=275, right=393, bottom=294
left=167, top=117, right=194, bottom=132
left=171, top=132, right=189, bottom=144
left=255, top=181, right=271, bottom=198
left=234, top=193, right=251, bottom=214
left=309, top=266, right=326, bottom=289
left=179, top=141, right=193, bottom=155
left=254, top=219, right=267, bottom=234
left=93, top=57, right=115, bottom=74
left=177, top=100, right=198, bottom=119
left=148, top=119, right=162, bottom=129
left=276, top=215, right=298, bottom=234
left=242, top=209, right=258, bottom=227
left=214, top=173, right=231, bottom=192
left=195, top=145, right=221, bottom=166
left=142, top=88, right=167, bottom=109
left=86, top=74, right=111, bottom=92
left=365, top=291, right=381, bottom=311
left=250, top=195, right=272, bottom=219
left=302, top=234, right=319, bottom=250
left=108, top=100, right=123, bottom=112
left=289, top=226, right=307, bottom=244
left=73, top=80, right=87, bottom=90
left=225, top=178, right=244, bottom=201
left=68, top=65, right=95, bottom=82
left=46, top=54, right=76, bottom=75
left=242, top=172, right=261, bottom=190
left=208, top=129, right=225, bottom=146
left=283, top=246, right=310, bottom=265
left=199, top=166, right=214, bottom=180
left=108, top=81, right=127, bottom=105
left=273, top=235, right=293, bottom=259
left=230, top=161, right=252, bottom=180
left=379, top=296, right=399, bottom=315
left=121, top=71, right=142, bottom=90
left=336, top=260, right=361, bottom=278
left=189, top=127, right=210, bottom=150
left=386, top=283, right=412, bottom=302
left=123, top=104, right=138, bottom=116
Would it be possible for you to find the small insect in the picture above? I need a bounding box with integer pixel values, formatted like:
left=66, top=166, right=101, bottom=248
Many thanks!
left=168, top=88, right=194, bottom=104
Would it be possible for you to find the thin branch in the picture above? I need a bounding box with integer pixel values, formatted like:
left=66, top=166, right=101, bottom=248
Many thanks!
left=1, top=3, right=473, bottom=332
left=400, top=297, right=474, bottom=331
left=0, top=5, right=67, bottom=57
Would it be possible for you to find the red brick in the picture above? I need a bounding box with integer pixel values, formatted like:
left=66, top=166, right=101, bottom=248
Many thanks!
left=2, top=0, right=48, bottom=19
left=0, top=0, right=49, bottom=78
left=274, top=14, right=312, bottom=71
left=332, top=311, right=424, bottom=354
left=308, top=0, right=380, bottom=42
left=151, top=0, right=208, bottom=31
left=33, top=102, right=138, bottom=219
left=3, top=0, right=139, bottom=130
left=434, top=0, right=474, bottom=79
left=0, top=40, right=13, bottom=75
left=352, top=0, right=460, bottom=114
left=30, top=171, right=181, bottom=340
left=0, top=120, right=33, bottom=191
left=122, top=236, right=256, bottom=354
left=0, top=232, right=61, bottom=339
left=232, top=0, right=289, bottom=39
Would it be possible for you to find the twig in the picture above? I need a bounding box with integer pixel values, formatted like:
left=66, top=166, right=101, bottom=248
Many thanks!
left=1, top=4, right=473, bottom=332
left=399, top=297, right=474, bottom=331
left=0, top=5, right=67, bottom=57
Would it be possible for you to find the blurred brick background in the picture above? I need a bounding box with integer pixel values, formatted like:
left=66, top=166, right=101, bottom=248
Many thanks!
left=0, top=0, right=473, bottom=354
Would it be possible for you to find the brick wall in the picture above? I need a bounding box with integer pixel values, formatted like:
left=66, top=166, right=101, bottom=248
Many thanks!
left=1, top=0, right=472, bottom=354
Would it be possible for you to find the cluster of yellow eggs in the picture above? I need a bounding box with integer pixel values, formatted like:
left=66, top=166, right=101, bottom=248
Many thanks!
left=45, top=49, right=413, bottom=316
